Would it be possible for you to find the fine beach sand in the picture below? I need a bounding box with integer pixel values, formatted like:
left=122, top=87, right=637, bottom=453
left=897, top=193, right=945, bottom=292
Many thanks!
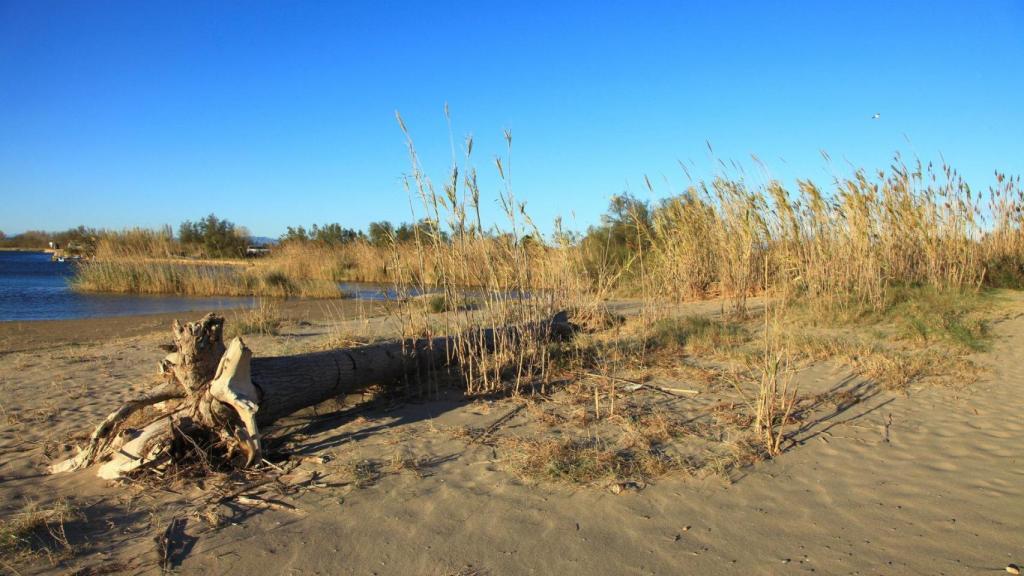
left=0, top=297, right=1021, bottom=575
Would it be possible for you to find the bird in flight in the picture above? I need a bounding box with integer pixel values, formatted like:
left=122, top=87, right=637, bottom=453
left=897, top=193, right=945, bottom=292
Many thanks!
left=871, top=113, right=881, bottom=120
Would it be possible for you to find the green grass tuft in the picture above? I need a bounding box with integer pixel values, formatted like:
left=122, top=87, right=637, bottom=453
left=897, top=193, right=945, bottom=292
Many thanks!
left=648, top=315, right=749, bottom=353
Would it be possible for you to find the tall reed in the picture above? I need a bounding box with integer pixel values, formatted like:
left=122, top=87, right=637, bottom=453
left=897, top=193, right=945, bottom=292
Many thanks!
left=645, top=158, right=1024, bottom=317
left=389, top=109, right=597, bottom=396
left=73, top=153, right=1024, bottom=325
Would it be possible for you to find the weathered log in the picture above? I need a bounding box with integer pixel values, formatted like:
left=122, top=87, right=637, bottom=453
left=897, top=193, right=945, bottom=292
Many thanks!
left=52, top=311, right=576, bottom=479
left=247, top=310, right=575, bottom=425
left=250, top=335, right=451, bottom=424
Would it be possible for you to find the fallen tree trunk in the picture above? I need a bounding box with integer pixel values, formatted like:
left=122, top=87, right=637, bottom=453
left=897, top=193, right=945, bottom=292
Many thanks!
left=52, top=311, right=576, bottom=479
left=249, top=336, right=451, bottom=425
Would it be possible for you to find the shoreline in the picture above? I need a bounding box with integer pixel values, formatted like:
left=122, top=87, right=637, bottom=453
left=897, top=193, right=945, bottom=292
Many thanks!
left=0, top=297, right=385, bottom=354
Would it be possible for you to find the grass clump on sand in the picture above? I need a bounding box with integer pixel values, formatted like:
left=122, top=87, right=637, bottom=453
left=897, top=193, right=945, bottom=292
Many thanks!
left=791, top=285, right=993, bottom=350
left=227, top=300, right=283, bottom=337
left=839, top=345, right=978, bottom=393
left=0, top=500, right=81, bottom=567
left=765, top=283, right=995, bottom=395
left=647, top=315, right=749, bottom=354
left=597, top=158, right=1024, bottom=332
left=498, top=436, right=675, bottom=486
left=425, top=293, right=480, bottom=314
left=882, top=287, right=992, bottom=351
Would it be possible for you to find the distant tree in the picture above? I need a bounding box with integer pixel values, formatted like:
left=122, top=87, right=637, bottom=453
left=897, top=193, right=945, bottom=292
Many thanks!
left=280, top=226, right=309, bottom=244
left=519, top=232, right=545, bottom=249
left=580, top=193, right=653, bottom=282
left=179, top=214, right=247, bottom=258
left=367, top=221, right=395, bottom=247
left=5, top=230, right=50, bottom=248
left=201, top=214, right=246, bottom=257
left=51, top=226, right=99, bottom=255
left=280, top=223, right=364, bottom=245
left=0, top=227, right=101, bottom=252
left=310, top=223, right=363, bottom=244
left=179, top=221, right=202, bottom=245
left=394, top=223, right=414, bottom=243
left=394, top=219, right=448, bottom=244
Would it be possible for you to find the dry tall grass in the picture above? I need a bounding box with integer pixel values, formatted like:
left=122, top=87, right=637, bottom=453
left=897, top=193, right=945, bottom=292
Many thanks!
left=73, top=158, right=1023, bottom=320
left=73, top=228, right=579, bottom=299
left=73, top=237, right=345, bottom=298
left=386, top=110, right=598, bottom=396
left=645, top=161, right=1024, bottom=317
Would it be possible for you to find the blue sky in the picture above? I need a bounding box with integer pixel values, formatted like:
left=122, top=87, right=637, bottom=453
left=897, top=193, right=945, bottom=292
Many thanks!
left=1, top=1, right=1021, bottom=237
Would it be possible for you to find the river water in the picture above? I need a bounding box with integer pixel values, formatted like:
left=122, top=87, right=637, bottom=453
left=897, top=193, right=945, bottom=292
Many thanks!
left=0, top=251, right=464, bottom=322
left=0, top=251, right=255, bottom=322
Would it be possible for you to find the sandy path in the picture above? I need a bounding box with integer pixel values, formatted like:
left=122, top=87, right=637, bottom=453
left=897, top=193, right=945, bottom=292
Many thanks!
left=0, top=297, right=1020, bottom=575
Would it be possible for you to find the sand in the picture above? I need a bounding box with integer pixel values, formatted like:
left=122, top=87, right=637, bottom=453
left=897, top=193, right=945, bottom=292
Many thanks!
left=0, top=297, right=1021, bottom=575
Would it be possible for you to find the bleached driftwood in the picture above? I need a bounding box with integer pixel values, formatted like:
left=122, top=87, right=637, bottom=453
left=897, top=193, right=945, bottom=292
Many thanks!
left=52, top=311, right=576, bottom=479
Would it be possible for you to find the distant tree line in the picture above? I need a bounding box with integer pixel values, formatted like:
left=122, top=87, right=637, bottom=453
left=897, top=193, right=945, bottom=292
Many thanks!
left=0, top=215, right=251, bottom=258
left=280, top=223, right=365, bottom=245
left=280, top=219, right=448, bottom=246
left=3, top=201, right=651, bottom=274
left=0, top=225, right=99, bottom=253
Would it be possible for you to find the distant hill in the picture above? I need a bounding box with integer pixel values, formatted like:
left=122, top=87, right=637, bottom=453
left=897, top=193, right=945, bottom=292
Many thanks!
left=248, top=236, right=279, bottom=246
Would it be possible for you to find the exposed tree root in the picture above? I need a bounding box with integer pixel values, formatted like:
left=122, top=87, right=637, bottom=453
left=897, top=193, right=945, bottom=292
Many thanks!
left=49, top=385, right=184, bottom=474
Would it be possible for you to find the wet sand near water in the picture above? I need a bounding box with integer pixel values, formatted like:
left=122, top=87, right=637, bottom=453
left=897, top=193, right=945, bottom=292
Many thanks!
left=0, top=298, right=386, bottom=354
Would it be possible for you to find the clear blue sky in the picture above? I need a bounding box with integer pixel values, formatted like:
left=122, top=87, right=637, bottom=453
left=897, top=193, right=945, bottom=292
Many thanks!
left=1, top=1, right=1021, bottom=237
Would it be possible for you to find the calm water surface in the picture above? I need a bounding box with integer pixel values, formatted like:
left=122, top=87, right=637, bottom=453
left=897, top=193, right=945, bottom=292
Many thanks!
left=0, top=251, right=254, bottom=322
left=338, top=282, right=434, bottom=301
left=0, top=251, right=491, bottom=322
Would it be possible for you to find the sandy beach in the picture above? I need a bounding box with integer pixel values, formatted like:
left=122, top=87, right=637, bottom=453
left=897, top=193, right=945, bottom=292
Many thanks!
left=0, top=295, right=1020, bottom=575
left=4, top=2, right=1021, bottom=574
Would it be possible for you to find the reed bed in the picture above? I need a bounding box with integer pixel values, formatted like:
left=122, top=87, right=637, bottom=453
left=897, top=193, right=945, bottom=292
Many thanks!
left=385, top=111, right=598, bottom=396
left=643, top=162, right=1024, bottom=317
left=74, top=159, right=1023, bottom=318
left=73, top=244, right=343, bottom=298
left=71, top=153, right=1024, bottom=405
left=72, top=236, right=579, bottom=299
